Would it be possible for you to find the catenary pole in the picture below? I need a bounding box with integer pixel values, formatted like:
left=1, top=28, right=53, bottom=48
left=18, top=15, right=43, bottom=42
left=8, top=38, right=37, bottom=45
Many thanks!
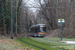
left=60, top=20, right=62, bottom=40
left=16, top=0, right=17, bottom=35
left=11, top=0, right=13, bottom=39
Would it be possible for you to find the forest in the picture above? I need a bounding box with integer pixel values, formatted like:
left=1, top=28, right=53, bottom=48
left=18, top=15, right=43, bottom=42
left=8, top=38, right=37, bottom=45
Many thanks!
left=0, top=0, right=75, bottom=38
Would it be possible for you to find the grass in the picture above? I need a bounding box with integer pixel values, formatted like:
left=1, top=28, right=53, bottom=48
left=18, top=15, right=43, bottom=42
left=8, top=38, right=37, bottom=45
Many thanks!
left=32, top=37, right=74, bottom=45
left=28, top=37, right=69, bottom=50
left=32, top=37, right=69, bottom=46
left=0, top=40, right=18, bottom=50
left=20, top=37, right=60, bottom=50
left=28, top=37, right=59, bottom=46
left=32, top=37, right=75, bottom=50
left=44, top=37, right=75, bottom=41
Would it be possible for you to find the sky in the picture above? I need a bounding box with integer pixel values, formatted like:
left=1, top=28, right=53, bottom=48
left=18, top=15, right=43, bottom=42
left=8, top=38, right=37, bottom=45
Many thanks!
left=23, top=0, right=44, bottom=13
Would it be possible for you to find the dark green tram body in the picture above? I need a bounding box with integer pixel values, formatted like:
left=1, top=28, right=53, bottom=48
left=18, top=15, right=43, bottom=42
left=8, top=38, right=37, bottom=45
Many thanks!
left=29, top=24, right=46, bottom=37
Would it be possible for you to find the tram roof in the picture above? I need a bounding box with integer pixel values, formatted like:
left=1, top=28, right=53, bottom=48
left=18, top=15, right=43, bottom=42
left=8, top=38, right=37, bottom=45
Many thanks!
left=36, top=24, right=45, bottom=25
left=31, top=24, right=46, bottom=27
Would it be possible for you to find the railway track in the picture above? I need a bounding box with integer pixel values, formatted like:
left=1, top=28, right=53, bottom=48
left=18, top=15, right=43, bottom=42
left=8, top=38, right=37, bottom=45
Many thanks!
left=19, top=34, right=44, bottom=50
left=19, top=34, right=68, bottom=50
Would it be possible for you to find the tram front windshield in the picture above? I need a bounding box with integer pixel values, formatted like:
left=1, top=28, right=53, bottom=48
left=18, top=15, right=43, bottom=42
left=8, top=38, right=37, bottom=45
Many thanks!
left=40, top=27, right=46, bottom=32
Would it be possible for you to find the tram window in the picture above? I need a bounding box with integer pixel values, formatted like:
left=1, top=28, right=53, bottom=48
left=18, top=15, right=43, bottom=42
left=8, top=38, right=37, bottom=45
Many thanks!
left=31, top=28, right=33, bottom=33
left=35, top=27, right=36, bottom=33
left=43, top=27, right=46, bottom=32
left=31, top=28, right=34, bottom=33
left=32, top=28, right=35, bottom=33
left=40, top=27, right=46, bottom=32
left=35, top=27, right=38, bottom=33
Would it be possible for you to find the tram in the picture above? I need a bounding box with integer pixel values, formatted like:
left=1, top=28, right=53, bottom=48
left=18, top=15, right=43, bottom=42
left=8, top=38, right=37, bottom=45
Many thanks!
left=29, top=24, right=46, bottom=37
